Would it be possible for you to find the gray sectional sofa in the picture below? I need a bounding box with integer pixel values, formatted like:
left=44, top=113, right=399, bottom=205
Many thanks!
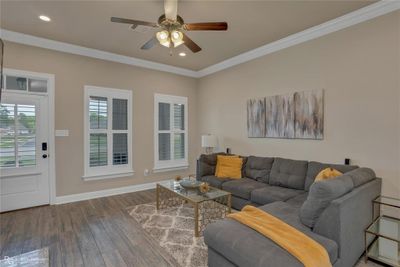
left=196, top=153, right=381, bottom=267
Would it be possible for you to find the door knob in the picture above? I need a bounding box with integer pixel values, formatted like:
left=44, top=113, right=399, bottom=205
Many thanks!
left=42, top=154, right=48, bottom=159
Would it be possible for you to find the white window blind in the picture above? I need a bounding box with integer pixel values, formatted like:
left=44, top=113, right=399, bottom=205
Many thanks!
left=84, top=86, right=133, bottom=180
left=154, top=94, right=188, bottom=171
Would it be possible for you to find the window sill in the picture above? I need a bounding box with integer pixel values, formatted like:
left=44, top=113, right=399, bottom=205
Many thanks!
left=82, top=171, right=135, bottom=181
left=153, top=165, right=189, bottom=173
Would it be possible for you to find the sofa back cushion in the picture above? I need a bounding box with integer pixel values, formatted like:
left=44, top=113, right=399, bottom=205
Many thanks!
left=345, top=168, right=376, bottom=188
left=244, top=156, right=274, bottom=183
left=300, top=175, right=354, bottom=228
left=269, top=158, right=308, bottom=190
left=305, top=161, right=358, bottom=191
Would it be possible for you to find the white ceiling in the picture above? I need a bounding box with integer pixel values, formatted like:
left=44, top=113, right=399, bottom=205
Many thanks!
left=1, top=0, right=376, bottom=70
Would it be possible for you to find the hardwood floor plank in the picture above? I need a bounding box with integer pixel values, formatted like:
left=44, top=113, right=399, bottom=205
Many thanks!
left=69, top=205, right=106, bottom=267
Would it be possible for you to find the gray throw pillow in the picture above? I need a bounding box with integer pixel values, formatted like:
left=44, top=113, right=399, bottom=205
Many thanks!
left=300, top=175, right=354, bottom=228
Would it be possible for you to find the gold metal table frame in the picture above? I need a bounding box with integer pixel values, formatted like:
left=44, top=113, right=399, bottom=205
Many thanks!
left=156, top=183, right=232, bottom=237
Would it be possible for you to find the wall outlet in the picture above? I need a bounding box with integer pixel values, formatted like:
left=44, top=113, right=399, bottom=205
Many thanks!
left=144, top=169, right=150, bottom=176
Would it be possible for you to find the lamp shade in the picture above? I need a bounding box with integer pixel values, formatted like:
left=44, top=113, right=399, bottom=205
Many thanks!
left=201, top=135, right=217, bottom=148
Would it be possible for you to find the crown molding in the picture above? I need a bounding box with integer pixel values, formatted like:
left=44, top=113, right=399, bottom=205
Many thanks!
left=1, top=0, right=398, bottom=79
left=197, top=0, right=400, bottom=77
left=0, top=29, right=199, bottom=78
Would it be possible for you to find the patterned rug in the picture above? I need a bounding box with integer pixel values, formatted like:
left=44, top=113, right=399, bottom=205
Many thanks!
left=128, top=203, right=383, bottom=267
left=128, top=203, right=208, bottom=267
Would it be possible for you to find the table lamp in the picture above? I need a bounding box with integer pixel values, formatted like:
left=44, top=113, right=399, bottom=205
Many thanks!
left=201, top=134, right=217, bottom=154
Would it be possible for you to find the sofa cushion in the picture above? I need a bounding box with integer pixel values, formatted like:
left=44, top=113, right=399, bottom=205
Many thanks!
left=285, top=192, right=309, bottom=208
left=345, top=167, right=376, bottom=187
left=200, top=175, right=231, bottom=189
left=300, top=175, right=354, bottom=228
left=269, top=158, right=308, bottom=190
left=251, top=186, right=304, bottom=205
left=305, top=161, right=358, bottom=191
left=222, top=178, right=267, bottom=200
left=244, top=156, right=274, bottom=183
left=204, top=201, right=338, bottom=267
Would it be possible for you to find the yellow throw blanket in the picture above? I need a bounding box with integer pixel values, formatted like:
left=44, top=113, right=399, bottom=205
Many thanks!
left=227, top=205, right=332, bottom=267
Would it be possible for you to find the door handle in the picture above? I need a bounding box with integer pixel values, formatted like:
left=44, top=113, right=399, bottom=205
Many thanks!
left=42, top=154, right=48, bottom=159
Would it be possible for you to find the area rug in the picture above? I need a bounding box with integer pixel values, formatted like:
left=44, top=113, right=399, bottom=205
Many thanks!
left=128, top=203, right=383, bottom=267
left=0, top=248, right=49, bottom=267
left=128, top=203, right=208, bottom=267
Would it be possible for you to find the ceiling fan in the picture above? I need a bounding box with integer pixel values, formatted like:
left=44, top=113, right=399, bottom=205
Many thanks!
left=110, top=0, right=228, bottom=53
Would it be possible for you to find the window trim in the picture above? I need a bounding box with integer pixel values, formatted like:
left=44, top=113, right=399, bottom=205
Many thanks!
left=83, top=85, right=133, bottom=181
left=154, top=93, right=188, bottom=172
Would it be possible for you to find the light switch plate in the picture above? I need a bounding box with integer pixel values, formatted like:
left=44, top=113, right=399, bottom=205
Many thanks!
left=55, top=130, right=69, bottom=137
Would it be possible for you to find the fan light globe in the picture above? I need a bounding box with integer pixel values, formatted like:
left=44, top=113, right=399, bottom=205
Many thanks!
left=171, top=30, right=184, bottom=48
left=156, top=30, right=171, bottom=47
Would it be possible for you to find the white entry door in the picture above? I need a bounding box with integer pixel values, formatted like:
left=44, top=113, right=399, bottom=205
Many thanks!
left=0, top=93, right=50, bottom=212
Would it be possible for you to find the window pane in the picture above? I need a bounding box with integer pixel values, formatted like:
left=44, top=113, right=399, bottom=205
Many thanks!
left=113, top=133, right=128, bottom=165
left=6, top=76, right=27, bottom=91
left=158, top=103, right=170, bottom=130
left=28, top=79, right=47, bottom=93
left=158, top=133, right=170, bottom=161
left=90, top=96, right=108, bottom=129
left=90, top=134, right=107, bottom=167
left=174, top=133, right=185, bottom=159
left=17, top=105, right=36, bottom=135
left=112, top=99, right=127, bottom=130
left=0, top=105, right=16, bottom=167
left=173, top=104, right=184, bottom=130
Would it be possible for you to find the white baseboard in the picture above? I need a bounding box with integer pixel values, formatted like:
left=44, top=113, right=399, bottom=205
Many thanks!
left=55, top=179, right=172, bottom=205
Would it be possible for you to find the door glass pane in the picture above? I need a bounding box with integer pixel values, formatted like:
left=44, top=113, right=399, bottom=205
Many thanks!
left=174, top=133, right=185, bottom=159
left=0, top=104, right=16, bottom=167
left=158, top=103, right=170, bottom=130
left=17, top=105, right=36, bottom=167
left=158, top=133, right=170, bottom=161
left=113, top=133, right=128, bottom=165
left=112, top=99, right=127, bottom=130
left=0, top=104, right=37, bottom=168
left=6, top=76, right=27, bottom=91
left=173, top=104, right=184, bottom=130
left=89, top=96, right=108, bottom=129
left=28, top=79, right=47, bottom=93
left=90, top=133, right=107, bottom=167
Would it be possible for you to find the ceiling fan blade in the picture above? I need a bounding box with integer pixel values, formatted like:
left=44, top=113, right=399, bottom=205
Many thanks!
left=184, top=22, right=228, bottom=31
left=141, top=36, right=158, bottom=50
left=111, top=17, right=158, bottom=28
left=182, top=33, right=201, bottom=53
left=164, top=0, right=178, bottom=21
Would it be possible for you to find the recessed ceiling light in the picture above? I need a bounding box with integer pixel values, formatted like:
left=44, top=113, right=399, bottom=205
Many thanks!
left=39, top=15, right=51, bottom=22
left=179, top=52, right=186, bottom=57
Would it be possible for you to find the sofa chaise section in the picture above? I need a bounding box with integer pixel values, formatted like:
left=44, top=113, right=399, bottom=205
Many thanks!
left=204, top=201, right=339, bottom=267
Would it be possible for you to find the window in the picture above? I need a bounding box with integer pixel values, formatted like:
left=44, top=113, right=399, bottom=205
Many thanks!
left=0, top=103, right=36, bottom=168
left=3, top=74, right=48, bottom=93
left=84, top=86, right=133, bottom=180
left=154, top=94, right=188, bottom=171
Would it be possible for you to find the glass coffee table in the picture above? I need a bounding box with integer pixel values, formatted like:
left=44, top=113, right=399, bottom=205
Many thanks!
left=365, top=196, right=400, bottom=266
left=156, top=180, right=232, bottom=237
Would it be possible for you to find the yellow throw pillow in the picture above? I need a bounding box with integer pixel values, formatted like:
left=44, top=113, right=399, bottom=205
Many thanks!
left=215, top=155, right=239, bottom=175
left=215, top=155, right=243, bottom=179
left=315, top=168, right=343, bottom=182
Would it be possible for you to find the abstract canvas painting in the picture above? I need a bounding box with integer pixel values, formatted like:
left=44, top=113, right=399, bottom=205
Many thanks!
left=265, top=93, right=295, bottom=138
left=294, top=90, right=324, bottom=139
left=247, top=98, right=266, bottom=137
left=247, top=89, right=324, bottom=140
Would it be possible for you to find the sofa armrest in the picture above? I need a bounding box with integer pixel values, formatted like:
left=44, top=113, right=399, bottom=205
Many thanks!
left=313, top=178, right=381, bottom=267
